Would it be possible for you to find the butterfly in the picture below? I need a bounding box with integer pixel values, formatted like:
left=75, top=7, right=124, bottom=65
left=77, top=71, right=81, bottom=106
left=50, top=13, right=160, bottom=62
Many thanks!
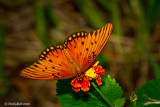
left=21, top=23, right=113, bottom=80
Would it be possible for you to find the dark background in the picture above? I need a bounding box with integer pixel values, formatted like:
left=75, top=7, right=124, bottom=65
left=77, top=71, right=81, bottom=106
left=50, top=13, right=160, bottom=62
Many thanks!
left=0, top=0, right=160, bottom=107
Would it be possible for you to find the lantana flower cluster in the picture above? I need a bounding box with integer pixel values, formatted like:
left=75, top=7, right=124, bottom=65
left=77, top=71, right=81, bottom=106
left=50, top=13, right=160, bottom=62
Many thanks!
left=70, top=61, right=105, bottom=92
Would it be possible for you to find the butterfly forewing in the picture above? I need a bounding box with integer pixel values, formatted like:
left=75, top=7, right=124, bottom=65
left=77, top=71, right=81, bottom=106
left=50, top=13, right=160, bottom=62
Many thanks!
left=21, top=45, right=74, bottom=80
left=64, top=23, right=113, bottom=72
left=64, top=32, right=87, bottom=65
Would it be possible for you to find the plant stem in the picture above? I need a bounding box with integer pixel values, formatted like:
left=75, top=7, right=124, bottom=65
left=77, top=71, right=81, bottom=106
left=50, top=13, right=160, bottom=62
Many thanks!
left=91, top=81, right=113, bottom=107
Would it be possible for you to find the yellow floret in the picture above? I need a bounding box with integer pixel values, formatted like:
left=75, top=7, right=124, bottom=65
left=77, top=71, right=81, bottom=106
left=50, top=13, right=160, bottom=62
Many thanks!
left=85, top=68, right=97, bottom=78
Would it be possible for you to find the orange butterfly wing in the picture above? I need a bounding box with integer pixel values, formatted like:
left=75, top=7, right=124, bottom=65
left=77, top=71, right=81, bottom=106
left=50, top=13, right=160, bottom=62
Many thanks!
left=21, top=45, right=74, bottom=80
left=21, top=23, right=113, bottom=80
left=64, top=23, right=113, bottom=72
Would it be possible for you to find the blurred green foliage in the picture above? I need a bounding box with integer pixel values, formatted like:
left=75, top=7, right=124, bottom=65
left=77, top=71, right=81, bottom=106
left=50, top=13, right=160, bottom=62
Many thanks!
left=144, top=47, right=160, bottom=77
left=0, top=0, right=31, bottom=7
left=34, top=2, right=50, bottom=47
left=0, top=22, right=5, bottom=79
left=74, top=0, right=106, bottom=29
left=0, top=22, right=12, bottom=98
left=45, top=0, right=59, bottom=27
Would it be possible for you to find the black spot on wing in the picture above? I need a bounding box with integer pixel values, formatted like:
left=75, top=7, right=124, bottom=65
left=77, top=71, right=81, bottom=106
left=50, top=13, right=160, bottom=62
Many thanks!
left=86, top=48, right=88, bottom=51
left=81, top=42, right=84, bottom=45
left=49, top=59, right=52, bottom=62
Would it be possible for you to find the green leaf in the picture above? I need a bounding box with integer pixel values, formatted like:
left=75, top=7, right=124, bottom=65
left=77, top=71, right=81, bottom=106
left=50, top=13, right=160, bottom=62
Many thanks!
left=56, top=75, right=125, bottom=107
left=99, top=75, right=125, bottom=106
left=114, top=98, right=125, bottom=107
left=131, top=78, right=160, bottom=107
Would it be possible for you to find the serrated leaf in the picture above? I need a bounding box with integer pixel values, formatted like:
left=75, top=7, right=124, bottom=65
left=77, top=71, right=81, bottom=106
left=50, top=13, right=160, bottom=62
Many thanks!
left=56, top=75, right=125, bottom=107
left=99, top=75, right=125, bottom=106
left=131, top=78, right=160, bottom=107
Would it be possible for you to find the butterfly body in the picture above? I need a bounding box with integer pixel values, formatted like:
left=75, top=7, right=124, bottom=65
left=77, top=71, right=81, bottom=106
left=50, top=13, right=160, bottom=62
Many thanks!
left=63, top=49, right=81, bottom=74
left=21, top=23, right=113, bottom=80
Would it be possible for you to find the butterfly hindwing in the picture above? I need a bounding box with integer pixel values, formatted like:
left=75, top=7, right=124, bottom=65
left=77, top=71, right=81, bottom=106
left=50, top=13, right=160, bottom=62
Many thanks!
left=21, top=45, right=74, bottom=80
